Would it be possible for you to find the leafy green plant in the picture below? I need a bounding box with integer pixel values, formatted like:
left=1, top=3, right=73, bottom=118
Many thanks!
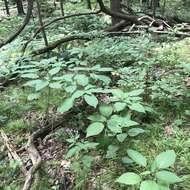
left=116, top=150, right=183, bottom=190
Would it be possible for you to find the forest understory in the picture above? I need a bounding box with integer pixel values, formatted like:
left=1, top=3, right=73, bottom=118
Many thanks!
left=0, top=0, right=190, bottom=190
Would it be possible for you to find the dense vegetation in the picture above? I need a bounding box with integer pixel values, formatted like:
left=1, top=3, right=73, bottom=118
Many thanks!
left=0, top=0, right=190, bottom=189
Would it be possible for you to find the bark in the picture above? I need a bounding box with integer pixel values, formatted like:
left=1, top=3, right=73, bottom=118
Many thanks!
left=105, top=20, right=129, bottom=32
left=3, top=0, right=10, bottom=15
left=97, top=0, right=142, bottom=24
left=60, top=0, right=64, bottom=16
left=86, top=0, right=92, bottom=9
left=16, top=0, right=25, bottom=15
left=151, top=0, right=159, bottom=17
left=110, top=0, right=122, bottom=25
left=36, top=0, right=48, bottom=47
left=31, top=35, right=92, bottom=56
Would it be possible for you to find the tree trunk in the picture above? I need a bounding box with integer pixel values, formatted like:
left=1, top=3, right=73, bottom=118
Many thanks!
left=16, top=0, right=25, bottom=15
left=86, top=0, right=92, bottom=9
left=60, top=0, right=64, bottom=16
left=110, top=0, right=122, bottom=25
left=3, top=0, right=10, bottom=15
left=36, top=0, right=48, bottom=47
left=151, top=0, right=159, bottom=17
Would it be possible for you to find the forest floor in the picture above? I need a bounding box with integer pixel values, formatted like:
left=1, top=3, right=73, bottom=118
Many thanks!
left=0, top=2, right=190, bottom=190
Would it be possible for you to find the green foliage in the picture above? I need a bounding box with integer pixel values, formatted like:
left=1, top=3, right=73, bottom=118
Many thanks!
left=117, top=150, right=182, bottom=190
left=1, top=5, right=190, bottom=188
left=6, top=119, right=31, bottom=133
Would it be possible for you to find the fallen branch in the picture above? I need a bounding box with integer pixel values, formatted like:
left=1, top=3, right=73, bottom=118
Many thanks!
left=0, top=129, right=26, bottom=174
left=22, top=10, right=101, bottom=53
left=31, top=34, right=93, bottom=56
left=31, top=27, right=190, bottom=56
left=105, top=20, right=130, bottom=32
left=153, top=30, right=190, bottom=37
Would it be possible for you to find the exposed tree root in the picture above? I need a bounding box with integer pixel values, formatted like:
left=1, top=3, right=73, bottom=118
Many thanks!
left=22, top=115, right=70, bottom=190
left=22, top=135, right=41, bottom=190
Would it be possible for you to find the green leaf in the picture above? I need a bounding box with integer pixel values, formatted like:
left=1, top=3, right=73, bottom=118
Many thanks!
left=84, top=94, right=98, bottom=108
left=122, top=157, right=133, bottom=164
left=116, top=133, right=127, bottom=142
left=21, top=73, right=38, bottom=79
left=82, top=142, right=99, bottom=150
left=99, top=104, right=113, bottom=117
left=58, top=97, right=74, bottom=113
left=86, top=122, right=104, bottom=137
left=35, top=80, right=49, bottom=91
left=127, top=149, right=147, bottom=167
left=114, top=102, right=126, bottom=112
left=72, top=90, right=85, bottom=99
left=49, top=67, right=61, bottom=75
left=75, top=74, right=89, bottom=86
left=106, top=145, right=119, bottom=158
left=122, top=118, right=139, bottom=127
left=66, top=146, right=80, bottom=159
left=27, top=93, right=40, bottom=101
left=65, top=85, right=77, bottom=93
left=156, top=171, right=182, bottom=184
left=127, top=89, right=144, bottom=97
left=24, top=79, right=41, bottom=87
left=155, top=150, right=176, bottom=169
left=91, top=74, right=111, bottom=85
left=88, top=114, right=106, bottom=122
left=140, top=180, right=159, bottom=190
left=140, top=171, right=151, bottom=176
left=49, top=82, right=62, bottom=89
left=128, top=128, right=145, bottom=137
left=116, top=172, right=141, bottom=185
left=107, top=115, right=122, bottom=133
left=129, top=103, right=145, bottom=113
left=158, top=185, right=170, bottom=190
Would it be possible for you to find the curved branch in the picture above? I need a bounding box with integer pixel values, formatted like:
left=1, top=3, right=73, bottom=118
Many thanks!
left=31, top=34, right=93, bottom=56
left=97, top=0, right=141, bottom=24
left=22, top=10, right=101, bottom=53
left=96, top=0, right=162, bottom=27
left=0, top=0, right=33, bottom=48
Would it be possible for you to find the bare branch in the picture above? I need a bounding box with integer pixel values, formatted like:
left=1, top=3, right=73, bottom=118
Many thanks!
left=22, top=10, right=101, bottom=53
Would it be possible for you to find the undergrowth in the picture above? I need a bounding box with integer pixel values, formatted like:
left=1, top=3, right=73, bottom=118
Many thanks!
left=0, top=3, right=190, bottom=190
